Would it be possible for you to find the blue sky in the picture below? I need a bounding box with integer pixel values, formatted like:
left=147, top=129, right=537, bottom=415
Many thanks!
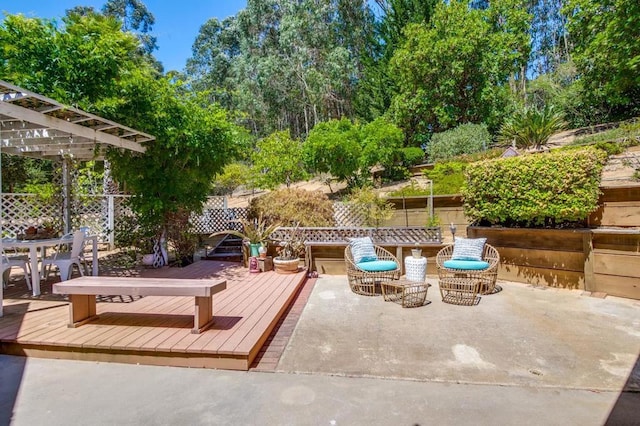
left=0, top=0, right=247, bottom=72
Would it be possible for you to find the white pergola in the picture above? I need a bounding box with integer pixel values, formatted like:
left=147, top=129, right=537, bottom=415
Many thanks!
left=0, top=79, right=155, bottom=234
left=0, top=80, right=153, bottom=159
left=1, top=80, right=158, bottom=316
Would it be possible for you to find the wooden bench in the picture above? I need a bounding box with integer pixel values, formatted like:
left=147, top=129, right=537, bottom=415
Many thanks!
left=53, top=276, right=227, bottom=334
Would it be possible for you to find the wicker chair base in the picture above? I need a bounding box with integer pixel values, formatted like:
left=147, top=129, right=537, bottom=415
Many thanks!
left=381, top=280, right=430, bottom=308
left=348, top=279, right=380, bottom=296
left=438, top=277, right=481, bottom=306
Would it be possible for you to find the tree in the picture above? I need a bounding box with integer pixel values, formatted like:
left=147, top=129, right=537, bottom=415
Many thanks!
left=211, top=163, right=251, bottom=196
left=102, top=0, right=157, bottom=54
left=303, top=118, right=362, bottom=187
left=354, top=0, right=437, bottom=122
left=109, top=76, right=239, bottom=255
left=0, top=13, right=139, bottom=106
left=388, top=0, right=531, bottom=144
left=250, top=130, right=307, bottom=190
left=564, top=0, right=640, bottom=120
left=303, top=117, right=404, bottom=188
left=186, top=0, right=372, bottom=139
left=186, top=17, right=241, bottom=108
left=0, top=11, right=240, bottom=259
left=359, top=117, right=404, bottom=172
left=528, top=0, right=571, bottom=77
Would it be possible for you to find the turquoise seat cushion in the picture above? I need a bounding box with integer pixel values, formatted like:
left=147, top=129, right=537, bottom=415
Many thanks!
left=443, top=259, right=490, bottom=270
left=356, top=260, right=398, bottom=272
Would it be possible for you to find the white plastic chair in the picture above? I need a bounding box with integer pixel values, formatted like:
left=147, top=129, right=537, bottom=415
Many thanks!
left=2, top=250, right=32, bottom=291
left=42, top=230, right=86, bottom=282
left=77, top=226, right=91, bottom=275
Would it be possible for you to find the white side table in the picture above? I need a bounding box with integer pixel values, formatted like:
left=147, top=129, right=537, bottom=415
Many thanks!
left=405, top=255, right=427, bottom=282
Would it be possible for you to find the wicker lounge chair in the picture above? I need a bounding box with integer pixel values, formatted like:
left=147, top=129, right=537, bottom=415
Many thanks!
left=436, top=243, right=500, bottom=305
left=345, top=244, right=401, bottom=296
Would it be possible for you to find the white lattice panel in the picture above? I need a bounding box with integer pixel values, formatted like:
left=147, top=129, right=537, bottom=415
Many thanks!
left=270, top=226, right=442, bottom=244
left=0, top=193, right=61, bottom=237
left=191, top=207, right=248, bottom=234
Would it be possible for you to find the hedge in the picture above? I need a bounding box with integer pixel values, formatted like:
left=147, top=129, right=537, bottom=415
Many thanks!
left=462, top=147, right=607, bottom=227
left=428, top=123, right=491, bottom=162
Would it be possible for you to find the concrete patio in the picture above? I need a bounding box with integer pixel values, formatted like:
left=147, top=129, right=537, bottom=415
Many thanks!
left=1, top=273, right=639, bottom=424
left=279, top=276, right=640, bottom=392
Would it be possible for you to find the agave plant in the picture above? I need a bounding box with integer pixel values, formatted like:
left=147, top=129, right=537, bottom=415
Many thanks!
left=499, top=105, right=567, bottom=151
left=274, top=225, right=306, bottom=260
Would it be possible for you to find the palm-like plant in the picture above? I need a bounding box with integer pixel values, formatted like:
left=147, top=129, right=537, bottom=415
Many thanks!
left=499, top=105, right=567, bottom=150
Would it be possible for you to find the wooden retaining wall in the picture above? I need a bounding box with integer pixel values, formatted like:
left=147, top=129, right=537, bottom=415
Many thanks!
left=590, top=229, right=640, bottom=299
left=467, top=226, right=640, bottom=300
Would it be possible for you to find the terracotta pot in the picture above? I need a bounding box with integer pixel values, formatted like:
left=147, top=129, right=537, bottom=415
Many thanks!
left=273, top=257, right=299, bottom=274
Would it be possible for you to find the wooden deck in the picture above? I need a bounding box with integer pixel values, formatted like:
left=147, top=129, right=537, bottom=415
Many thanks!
left=0, top=261, right=307, bottom=370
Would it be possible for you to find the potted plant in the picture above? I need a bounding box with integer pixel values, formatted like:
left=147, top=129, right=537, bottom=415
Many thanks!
left=273, top=225, right=306, bottom=274
left=211, top=214, right=279, bottom=257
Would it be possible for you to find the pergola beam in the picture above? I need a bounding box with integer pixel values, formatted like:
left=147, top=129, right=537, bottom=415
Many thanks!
left=0, top=102, right=145, bottom=153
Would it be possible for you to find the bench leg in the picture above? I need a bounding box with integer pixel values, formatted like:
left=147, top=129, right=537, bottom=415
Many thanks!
left=68, top=294, right=98, bottom=328
left=193, top=296, right=214, bottom=334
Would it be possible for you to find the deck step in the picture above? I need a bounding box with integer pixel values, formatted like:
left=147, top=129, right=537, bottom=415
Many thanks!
left=204, top=235, right=243, bottom=262
left=203, top=252, right=243, bottom=262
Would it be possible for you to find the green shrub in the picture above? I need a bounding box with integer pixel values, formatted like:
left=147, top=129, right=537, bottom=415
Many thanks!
left=428, top=123, right=491, bottom=162
left=462, top=148, right=607, bottom=227
left=400, top=147, right=425, bottom=167
left=389, top=181, right=430, bottom=197
left=249, top=188, right=334, bottom=227
left=593, top=141, right=623, bottom=156
left=424, top=162, right=468, bottom=195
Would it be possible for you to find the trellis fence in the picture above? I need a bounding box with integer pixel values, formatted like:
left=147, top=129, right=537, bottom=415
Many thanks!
left=0, top=193, right=134, bottom=245
left=1, top=194, right=378, bottom=246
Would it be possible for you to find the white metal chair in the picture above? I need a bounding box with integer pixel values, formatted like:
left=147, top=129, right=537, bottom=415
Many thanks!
left=42, top=230, right=86, bottom=282
left=2, top=249, right=32, bottom=291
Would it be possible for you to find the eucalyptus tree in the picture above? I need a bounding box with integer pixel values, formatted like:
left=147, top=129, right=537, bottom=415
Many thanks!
left=186, top=16, right=241, bottom=108
left=102, top=0, right=157, bottom=54
left=528, top=0, right=571, bottom=76
left=187, top=0, right=372, bottom=139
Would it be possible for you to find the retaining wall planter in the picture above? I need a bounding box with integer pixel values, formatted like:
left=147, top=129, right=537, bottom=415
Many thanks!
left=467, top=226, right=640, bottom=300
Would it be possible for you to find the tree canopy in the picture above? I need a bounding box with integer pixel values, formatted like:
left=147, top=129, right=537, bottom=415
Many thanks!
left=3, top=0, right=640, bottom=196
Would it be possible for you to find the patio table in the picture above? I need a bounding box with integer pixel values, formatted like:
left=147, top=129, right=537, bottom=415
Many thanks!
left=1, top=235, right=98, bottom=296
